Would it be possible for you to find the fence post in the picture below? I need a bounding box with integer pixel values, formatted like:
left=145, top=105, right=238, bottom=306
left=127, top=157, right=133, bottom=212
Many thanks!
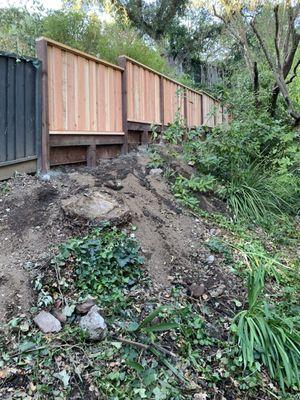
left=214, top=100, right=217, bottom=127
left=159, top=76, right=165, bottom=136
left=200, top=94, right=204, bottom=126
left=118, top=56, right=128, bottom=154
left=36, top=38, right=50, bottom=172
left=183, top=88, right=188, bottom=141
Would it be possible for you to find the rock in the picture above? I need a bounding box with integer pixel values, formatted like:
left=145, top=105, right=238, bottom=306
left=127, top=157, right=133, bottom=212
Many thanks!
left=51, top=309, right=67, bottom=324
left=149, top=168, right=163, bottom=177
left=69, top=172, right=95, bottom=187
left=194, top=393, right=207, bottom=400
left=34, top=311, right=62, bottom=333
left=209, top=228, right=221, bottom=236
left=206, top=255, right=215, bottom=264
left=189, top=283, right=205, bottom=298
left=210, top=284, right=226, bottom=298
left=76, top=298, right=96, bottom=315
left=61, top=191, right=131, bottom=224
left=79, top=306, right=107, bottom=340
left=104, top=180, right=124, bottom=191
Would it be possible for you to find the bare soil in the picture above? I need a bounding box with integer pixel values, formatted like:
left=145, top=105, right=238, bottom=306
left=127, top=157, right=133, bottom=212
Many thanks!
left=0, top=149, right=243, bottom=326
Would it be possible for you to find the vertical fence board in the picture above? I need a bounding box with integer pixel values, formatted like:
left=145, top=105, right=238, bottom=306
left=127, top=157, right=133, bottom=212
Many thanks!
left=25, top=62, right=36, bottom=157
left=15, top=61, right=25, bottom=159
left=0, top=57, right=7, bottom=162
left=6, top=58, right=16, bottom=162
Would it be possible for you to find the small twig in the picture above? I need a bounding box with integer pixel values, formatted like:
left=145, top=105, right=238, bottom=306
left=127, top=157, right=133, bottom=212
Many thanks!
left=117, top=337, right=149, bottom=351
left=153, top=344, right=178, bottom=359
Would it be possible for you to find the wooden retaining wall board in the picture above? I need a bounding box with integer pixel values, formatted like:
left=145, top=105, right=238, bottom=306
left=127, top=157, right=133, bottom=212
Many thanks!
left=36, top=37, right=125, bottom=168
left=0, top=52, right=41, bottom=180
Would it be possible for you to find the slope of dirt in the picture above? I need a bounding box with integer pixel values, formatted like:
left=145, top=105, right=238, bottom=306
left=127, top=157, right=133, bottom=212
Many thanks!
left=0, top=150, right=243, bottom=325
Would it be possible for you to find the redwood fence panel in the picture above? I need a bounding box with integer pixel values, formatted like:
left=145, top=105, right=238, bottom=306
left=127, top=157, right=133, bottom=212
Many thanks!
left=36, top=37, right=125, bottom=169
left=163, top=78, right=185, bottom=125
left=0, top=52, right=41, bottom=180
left=38, top=37, right=123, bottom=134
left=186, top=89, right=202, bottom=127
left=202, top=93, right=216, bottom=128
left=125, top=58, right=161, bottom=124
left=118, top=55, right=223, bottom=130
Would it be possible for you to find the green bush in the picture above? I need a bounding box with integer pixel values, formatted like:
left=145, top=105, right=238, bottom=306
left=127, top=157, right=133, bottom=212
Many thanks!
left=180, top=115, right=299, bottom=224
left=218, top=163, right=297, bottom=222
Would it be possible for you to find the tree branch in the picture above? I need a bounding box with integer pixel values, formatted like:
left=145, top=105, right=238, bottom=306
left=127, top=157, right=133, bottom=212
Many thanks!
left=274, top=5, right=282, bottom=70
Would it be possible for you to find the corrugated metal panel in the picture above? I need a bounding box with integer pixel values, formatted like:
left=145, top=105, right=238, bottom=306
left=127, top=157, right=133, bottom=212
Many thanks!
left=0, top=52, right=41, bottom=176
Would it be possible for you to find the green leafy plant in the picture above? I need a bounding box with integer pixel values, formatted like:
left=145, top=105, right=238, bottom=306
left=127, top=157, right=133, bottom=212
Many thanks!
left=163, top=110, right=186, bottom=144
left=147, top=149, right=164, bottom=169
left=53, top=226, right=145, bottom=311
left=218, top=162, right=297, bottom=223
left=232, top=267, right=300, bottom=391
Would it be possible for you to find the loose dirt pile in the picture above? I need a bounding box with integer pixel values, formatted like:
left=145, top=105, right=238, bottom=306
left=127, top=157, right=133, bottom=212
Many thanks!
left=0, top=149, right=243, bottom=326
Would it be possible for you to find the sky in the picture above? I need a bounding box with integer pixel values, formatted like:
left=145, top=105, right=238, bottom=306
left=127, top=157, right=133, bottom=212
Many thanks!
left=0, top=0, right=62, bottom=9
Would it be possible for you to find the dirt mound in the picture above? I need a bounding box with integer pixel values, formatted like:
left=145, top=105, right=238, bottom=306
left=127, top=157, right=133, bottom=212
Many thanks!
left=0, top=150, right=242, bottom=324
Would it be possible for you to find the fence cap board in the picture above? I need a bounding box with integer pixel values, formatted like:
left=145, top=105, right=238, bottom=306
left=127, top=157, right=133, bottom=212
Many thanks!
left=119, top=55, right=218, bottom=101
left=36, top=37, right=124, bottom=72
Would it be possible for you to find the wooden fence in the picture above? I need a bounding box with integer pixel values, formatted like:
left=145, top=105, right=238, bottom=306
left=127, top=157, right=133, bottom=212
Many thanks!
left=0, top=52, right=41, bottom=180
left=36, top=37, right=125, bottom=170
left=121, top=56, right=223, bottom=131
left=34, top=38, right=227, bottom=170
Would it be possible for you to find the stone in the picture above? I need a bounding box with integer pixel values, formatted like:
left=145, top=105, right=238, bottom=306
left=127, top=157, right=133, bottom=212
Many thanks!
left=51, top=309, right=67, bottom=324
left=149, top=168, right=163, bottom=176
left=69, top=172, right=95, bottom=187
left=61, top=191, right=131, bottom=224
left=104, top=180, right=124, bottom=191
left=189, top=283, right=205, bottom=298
left=34, top=311, right=62, bottom=333
left=194, top=393, right=207, bottom=400
left=210, top=284, right=226, bottom=298
left=79, top=306, right=107, bottom=340
left=206, top=255, right=215, bottom=264
left=76, top=298, right=96, bottom=315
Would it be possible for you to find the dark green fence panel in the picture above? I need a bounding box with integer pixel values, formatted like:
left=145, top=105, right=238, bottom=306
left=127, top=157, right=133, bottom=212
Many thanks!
left=0, top=52, right=41, bottom=179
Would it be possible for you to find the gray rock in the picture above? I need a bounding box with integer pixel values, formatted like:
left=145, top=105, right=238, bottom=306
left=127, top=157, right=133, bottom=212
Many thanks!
left=149, top=168, right=163, bottom=176
left=76, top=298, right=96, bottom=315
left=210, top=284, right=226, bottom=298
left=79, top=305, right=107, bottom=340
left=61, top=191, right=131, bottom=224
left=51, top=309, right=67, bottom=324
left=206, top=255, right=215, bottom=264
left=104, top=180, right=124, bottom=191
left=189, top=283, right=205, bottom=298
left=34, top=311, right=62, bottom=333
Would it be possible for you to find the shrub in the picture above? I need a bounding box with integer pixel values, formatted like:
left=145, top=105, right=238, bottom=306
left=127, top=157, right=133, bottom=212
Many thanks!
left=217, top=162, right=297, bottom=223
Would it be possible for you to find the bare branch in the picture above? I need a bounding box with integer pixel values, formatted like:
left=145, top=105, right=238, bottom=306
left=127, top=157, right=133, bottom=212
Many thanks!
left=285, top=59, right=300, bottom=85
left=274, top=5, right=282, bottom=70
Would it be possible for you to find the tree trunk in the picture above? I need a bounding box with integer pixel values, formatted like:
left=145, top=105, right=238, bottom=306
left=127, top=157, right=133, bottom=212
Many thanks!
left=253, top=61, right=260, bottom=108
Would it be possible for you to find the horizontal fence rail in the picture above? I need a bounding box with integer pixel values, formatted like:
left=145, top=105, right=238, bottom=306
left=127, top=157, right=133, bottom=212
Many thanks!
left=0, top=52, right=41, bottom=180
